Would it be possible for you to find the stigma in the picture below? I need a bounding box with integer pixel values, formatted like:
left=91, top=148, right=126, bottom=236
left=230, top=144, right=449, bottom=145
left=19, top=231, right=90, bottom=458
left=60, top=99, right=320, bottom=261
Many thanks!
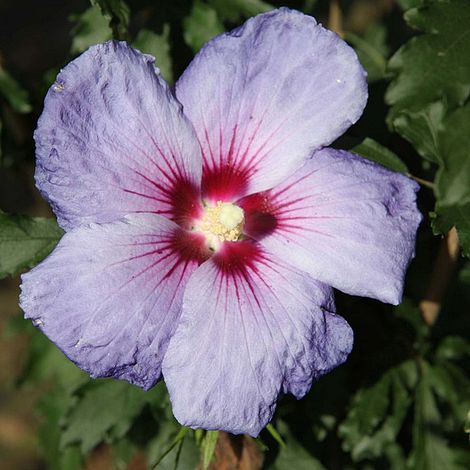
left=196, top=201, right=245, bottom=250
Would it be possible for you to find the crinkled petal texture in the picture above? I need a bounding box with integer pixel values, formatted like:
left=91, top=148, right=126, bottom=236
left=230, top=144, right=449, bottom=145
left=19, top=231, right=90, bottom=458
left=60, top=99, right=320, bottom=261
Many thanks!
left=20, top=214, right=207, bottom=389
left=162, top=242, right=353, bottom=436
left=241, top=148, right=422, bottom=305
left=176, top=8, right=368, bottom=201
left=35, top=41, right=202, bottom=231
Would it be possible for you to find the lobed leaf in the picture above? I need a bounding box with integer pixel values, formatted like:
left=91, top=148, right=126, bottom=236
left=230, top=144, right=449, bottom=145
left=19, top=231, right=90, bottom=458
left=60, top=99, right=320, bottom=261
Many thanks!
left=386, top=0, right=470, bottom=117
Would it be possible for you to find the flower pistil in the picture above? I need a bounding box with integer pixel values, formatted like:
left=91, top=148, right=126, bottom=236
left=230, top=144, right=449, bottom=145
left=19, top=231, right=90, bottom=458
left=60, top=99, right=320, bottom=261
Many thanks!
left=196, top=201, right=244, bottom=250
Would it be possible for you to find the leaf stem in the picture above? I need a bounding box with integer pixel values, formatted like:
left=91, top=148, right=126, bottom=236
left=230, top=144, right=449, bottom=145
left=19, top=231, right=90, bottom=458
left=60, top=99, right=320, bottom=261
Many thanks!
left=409, top=175, right=435, bottom=190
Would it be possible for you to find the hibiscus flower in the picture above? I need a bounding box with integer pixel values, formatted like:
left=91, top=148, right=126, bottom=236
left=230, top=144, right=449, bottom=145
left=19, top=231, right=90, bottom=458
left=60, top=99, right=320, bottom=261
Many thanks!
left=20, top=8, right=421, bottom=436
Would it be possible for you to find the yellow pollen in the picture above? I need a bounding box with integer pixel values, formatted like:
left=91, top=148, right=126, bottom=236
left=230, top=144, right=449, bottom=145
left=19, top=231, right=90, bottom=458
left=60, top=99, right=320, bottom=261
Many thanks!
left=197, top=201, right=244, bottom=249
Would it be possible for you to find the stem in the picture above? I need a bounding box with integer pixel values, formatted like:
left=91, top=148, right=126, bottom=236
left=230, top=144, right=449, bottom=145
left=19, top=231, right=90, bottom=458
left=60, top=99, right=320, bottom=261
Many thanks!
left=409, top=175, right=435, bottom=190
left=419, top=227, right=459, bottom=326
left=328, top=0, right=343, bottom=36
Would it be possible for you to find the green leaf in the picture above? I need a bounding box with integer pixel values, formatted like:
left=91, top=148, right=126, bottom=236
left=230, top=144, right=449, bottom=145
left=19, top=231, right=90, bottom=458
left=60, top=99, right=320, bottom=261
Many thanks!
left=429, top=362, right=470, bottom=422
left=133, top=26, right=173, bottom=84
left=183, top=1, right=225, bottom=53
left=111, top=439, right=136, bottom=470
left=61, top=380, right=154, bottom=454
left=0, top=214, right=63, bottom=279
left=69, top=4, right=112, bottom=54
left=352, top=137, right=409, bottom=173
left=409, top=362, right=468, bottom=470
left=391, top=101, right=446, bottom=164
left=19, top=324, right=87, bottom=391
left=397, top=0, right=423, bottom=10
left=147, top=421, right=182, bottom=468
left=173, top=434, right=200, bottom=470
left=386, top=0, right=470, bottom=116
left=465, top=410, right=470, bottom=437
left=0, top=64, right=32, bottom=113
left=208, top=0, right=273, bottom=22
left=268, top=421, right=326, bottom=470
left=339, top=363, right=412, bottom=461
left=202, top=431, right=218, bottom=469
left=37, top=389, right=83, bottom=470
left=90, top=0, right=130, bottom=40
left=433, top=103, right=470, bottom=257
left=345, top=24, right=389, bottom=83
left=436, top=336, right=470, bottom=361
left=148, top=426, right=199, bottom=470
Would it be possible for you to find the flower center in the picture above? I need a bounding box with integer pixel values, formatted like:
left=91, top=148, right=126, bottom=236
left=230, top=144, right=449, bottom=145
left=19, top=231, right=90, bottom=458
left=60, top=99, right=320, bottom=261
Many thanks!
left=196, top=201, right=245, bottom=250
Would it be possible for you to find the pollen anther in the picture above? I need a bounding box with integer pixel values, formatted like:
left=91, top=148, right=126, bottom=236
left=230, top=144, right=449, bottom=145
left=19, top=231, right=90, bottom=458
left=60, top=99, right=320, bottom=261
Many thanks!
left=196, top=201, right=244, bottom=250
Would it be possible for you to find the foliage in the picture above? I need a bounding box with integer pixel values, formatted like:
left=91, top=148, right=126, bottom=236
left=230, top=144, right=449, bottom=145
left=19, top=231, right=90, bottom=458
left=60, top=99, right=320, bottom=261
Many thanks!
left=0, top=213, right=63, bottom=279
left=386, top=0, right=470, bottom=251
left=0, top=0, right=469, bottom=469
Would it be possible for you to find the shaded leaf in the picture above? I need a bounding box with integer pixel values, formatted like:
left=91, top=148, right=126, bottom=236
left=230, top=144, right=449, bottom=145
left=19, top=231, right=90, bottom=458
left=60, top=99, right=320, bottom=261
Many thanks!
left=268, top=421, right=326, bottom=470
left=465, top=410, right=470, bottom=438
left=90, top=0, right=130, bottom=39
left=148, top=426, right=199, bottom=470
left=0, top=213, right=63, bottom=279
left=409, top=362, right=468, bottom=470
left=345, top=24, right=389, bottom=83
left=19, top=323, right=87, bottom=391
left=397, top=0, right=423, bottom=10
left=436, top=336, right=470, bottom=361
left=183, top=1, right=225, bottom=53
left=0, top=65, right=32, bottom=113
left=61, top=380, right=154, bottom=454
left=133, top=26, right=173, bottom=84
left=37, top=389, right=83, bottom=470
left=339, top=363, right=412, bottom=461
left=433, top=103, right=470, bottom=257
left=353, top=137, right=409, bottom=173
left=208, top=0, right=273, bottom=22
left=111, top=439, right=136, bottom=470
left=147, top=420, right=182, bottom=469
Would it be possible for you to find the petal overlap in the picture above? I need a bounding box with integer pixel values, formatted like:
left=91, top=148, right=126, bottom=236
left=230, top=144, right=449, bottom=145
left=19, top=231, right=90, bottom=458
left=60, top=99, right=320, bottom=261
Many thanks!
left=176, top=8, right=368, bottom=201
left=20, top=214, right=207, bottom=389
left=162, top=242, right=353, bottom=436
left=35, top=41, right=203, bottom=230
left=241, top=148, right=422, bottom=304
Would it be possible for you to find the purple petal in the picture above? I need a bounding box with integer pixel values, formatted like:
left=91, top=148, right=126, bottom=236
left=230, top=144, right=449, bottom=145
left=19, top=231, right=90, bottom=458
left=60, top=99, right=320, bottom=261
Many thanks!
left=241, top=148, right=422, bottom=304
left=20, top=214, right=206, bottom=389
left=176, top=8, right=367, bottom=201
left=162, top=242, right=353, bottom=436
left=35, top=41, right=202, bottom=230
